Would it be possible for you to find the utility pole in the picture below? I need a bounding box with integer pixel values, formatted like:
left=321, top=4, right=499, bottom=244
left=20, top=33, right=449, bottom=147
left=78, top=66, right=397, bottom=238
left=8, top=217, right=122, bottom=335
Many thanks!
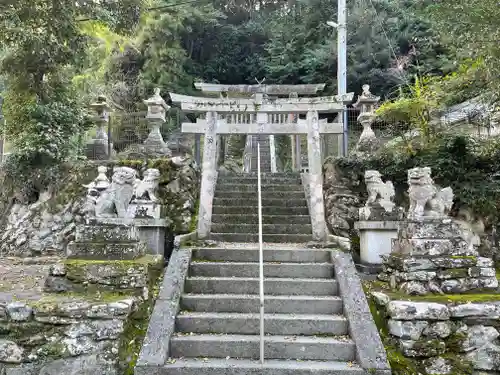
left=328, top=0, right=348, bottom=156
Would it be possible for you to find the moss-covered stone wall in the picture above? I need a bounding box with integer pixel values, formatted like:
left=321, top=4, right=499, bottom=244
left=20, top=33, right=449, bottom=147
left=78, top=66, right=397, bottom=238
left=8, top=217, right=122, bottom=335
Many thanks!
left=365, top=279, right=500, bottom=375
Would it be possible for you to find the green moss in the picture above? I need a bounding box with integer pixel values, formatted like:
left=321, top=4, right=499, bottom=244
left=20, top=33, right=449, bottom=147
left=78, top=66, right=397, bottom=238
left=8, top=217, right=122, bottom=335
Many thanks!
left=117, top=268, right=163, bottom=375
left=188, top=197, right=200, bottom=233
left=438, top=268, right=469, bottom=278
left=366, top=296, right=421, bottom=375
left=37, top=340, right=68, bottom=359
left=0, top=321, right=53, bottom=344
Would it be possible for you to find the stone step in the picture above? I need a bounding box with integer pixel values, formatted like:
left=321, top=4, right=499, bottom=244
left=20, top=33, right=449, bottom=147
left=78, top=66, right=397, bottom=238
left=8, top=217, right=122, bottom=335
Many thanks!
left=192, top=248, right=331, bottom=263
left=215, top=184, right=304, bottom=192
left=213, top=198, right=307, bottom=208
left=212, top=206, right=309, bottom=216
left=169, top=334, right=356, bottom=361
left=217, top=178, right=302, bottom=185
left=210, top=233, right=312, bottom=243
left=152, top=358, right=366, bottom=375
left=189, top=262, right=334, bottom=278
left=213, top=191, right=306, bottom=200
left=211, top=223, right=311, bottom=235
left=175, top=312, right=348, bottom=336
left=184, top=277, right=338, bottom=296
left=180, top=294, right=343, bottom=314
left=211, top=214, right=311, bottom=225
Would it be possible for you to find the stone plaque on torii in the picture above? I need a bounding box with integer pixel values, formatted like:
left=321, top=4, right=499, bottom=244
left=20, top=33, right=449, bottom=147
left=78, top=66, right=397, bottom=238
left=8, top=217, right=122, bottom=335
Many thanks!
left=170, top=83, right=353, bottom=242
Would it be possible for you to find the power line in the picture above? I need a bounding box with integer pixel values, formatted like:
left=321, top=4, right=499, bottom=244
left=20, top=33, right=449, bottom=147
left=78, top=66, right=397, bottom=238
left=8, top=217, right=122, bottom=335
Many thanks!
left=76, top=0, right=204, bottom=22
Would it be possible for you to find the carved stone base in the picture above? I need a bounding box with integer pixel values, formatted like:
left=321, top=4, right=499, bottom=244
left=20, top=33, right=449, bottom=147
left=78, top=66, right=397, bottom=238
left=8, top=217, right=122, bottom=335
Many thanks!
left=67, top=241, right=146, bottom=260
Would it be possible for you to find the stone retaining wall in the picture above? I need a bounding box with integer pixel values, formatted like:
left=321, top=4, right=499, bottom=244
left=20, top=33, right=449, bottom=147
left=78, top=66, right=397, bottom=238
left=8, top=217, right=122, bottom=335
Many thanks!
left=0, top=255, right=163, bottom=375
left=371, top=291, right=500, bottom=374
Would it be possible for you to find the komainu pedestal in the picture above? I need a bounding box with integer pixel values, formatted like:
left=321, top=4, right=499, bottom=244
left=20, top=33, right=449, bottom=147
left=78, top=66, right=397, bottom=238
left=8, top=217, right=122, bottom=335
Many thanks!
left=67, top=221, right=146, bottom=260
left=380, top=167, right=497, bottom=295
left=355, top=170, right=403, bottom=265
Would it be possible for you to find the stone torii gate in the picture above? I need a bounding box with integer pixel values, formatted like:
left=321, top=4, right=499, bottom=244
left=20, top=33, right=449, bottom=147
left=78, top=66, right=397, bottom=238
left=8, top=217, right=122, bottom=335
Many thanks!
left=170, top=85, right=353, bottom=242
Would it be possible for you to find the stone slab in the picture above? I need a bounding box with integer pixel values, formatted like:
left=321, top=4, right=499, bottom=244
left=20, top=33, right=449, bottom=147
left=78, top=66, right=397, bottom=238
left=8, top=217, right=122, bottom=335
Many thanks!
left=398, top=238, right=477, bottom=257
left=385, top=255, right=491, bottom=271
left=75, top=225, right=139, bottom=243
left=355, top=221, right=399, bottom=230
left=87, top=217, right=170, bottom=228
left=330, top=251, right=391, bottom=373
left=136, top=358, right=367, bottom=375
left=136, top=248, right=192, bottom=367
left=66, top=242, right=146, bottom=260
left=399, top=220, right=465, bottom=239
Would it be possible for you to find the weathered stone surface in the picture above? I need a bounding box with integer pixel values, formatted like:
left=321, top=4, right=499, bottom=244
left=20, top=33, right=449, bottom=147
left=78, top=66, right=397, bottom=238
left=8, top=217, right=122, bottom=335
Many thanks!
left=424, top=357, right=453, bottom=375
left=331, top=251, right=391, bottom=372
left=461, top=325, right=499, bottom=352
left=437, top=268, right=469, bottom=279
left=399, top=280, right=428, bottom=295
left=371, top=291, right=390, bottom=307
left=450, top=303, right=500, bottom=319
left=399, top=220, right=464, bottom=239
left=423, top=321, right=452, bottom=338
left=441, top=277, right=498, bottom=293
left=394, top=270, right=436, bottom=282
left=6, top=302, right=33, bottom=322
left=64, top=320, right=124, bottom=341
left=0, top=340, right=23, bottom=363
left=75, top=225, right=139, bottom=243
left=387, top=301, right=450, bottom=320
left=468, top=267, right=496, bottom=278
left=38, top=354, right=117, bottom=375
left=398, top=238, right=475, bottom=257
left=388, top=319, right=428, bottom=340
left=466, top=342, right=500, bottom=370
left=399, top=338, right=446, bottom=357
left=66, top=242, right=145, bottom=260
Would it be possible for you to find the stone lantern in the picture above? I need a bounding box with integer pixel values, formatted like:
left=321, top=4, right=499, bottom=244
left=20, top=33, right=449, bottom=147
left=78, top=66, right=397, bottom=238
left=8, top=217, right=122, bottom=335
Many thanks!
left=352, top=85, right=380, bottom=154
left=86, top=95, right=112, bottom=159
left=143, top=88, right=171, bottom=156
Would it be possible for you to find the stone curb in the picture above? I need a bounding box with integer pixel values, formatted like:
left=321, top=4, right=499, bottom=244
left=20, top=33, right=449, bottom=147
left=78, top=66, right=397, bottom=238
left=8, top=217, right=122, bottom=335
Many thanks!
left=330, top=250, right=391, bottom=375
left=135, top=236, right=193, bottom=371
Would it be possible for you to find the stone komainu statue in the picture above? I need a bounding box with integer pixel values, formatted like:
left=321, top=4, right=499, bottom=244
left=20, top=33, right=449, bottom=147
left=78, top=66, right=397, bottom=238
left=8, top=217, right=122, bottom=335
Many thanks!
left=365, top=170, right=395, bottom=208
left=94, top=166, right=137, bottom=218
left=407, top=167, right=453, bottom=219
left=132, top=168, right=160, bottom=202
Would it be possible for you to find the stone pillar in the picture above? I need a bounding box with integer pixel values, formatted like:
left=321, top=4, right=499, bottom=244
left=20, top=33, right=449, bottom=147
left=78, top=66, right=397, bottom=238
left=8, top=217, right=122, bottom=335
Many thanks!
left=86, top=95, right=111, bottom=160
left=143, top=88, right=171, bottom=156
left=197, top=111, right=218, bottom=238
left=269, top=134, right=277, bottom=173
left=306, top=110, right=327, bottom=241
left=352, top=85, right=380, bottom=155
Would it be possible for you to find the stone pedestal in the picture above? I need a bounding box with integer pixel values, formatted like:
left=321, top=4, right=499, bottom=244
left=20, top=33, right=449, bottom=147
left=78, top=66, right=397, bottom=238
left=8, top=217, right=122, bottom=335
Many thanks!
left=380, top=219, right=498, bottom=295
left=92, top=217, right=170, bottom=256
left=355, top=221, right=399, bottom=265
left=67, top=221, right=146, bottom=260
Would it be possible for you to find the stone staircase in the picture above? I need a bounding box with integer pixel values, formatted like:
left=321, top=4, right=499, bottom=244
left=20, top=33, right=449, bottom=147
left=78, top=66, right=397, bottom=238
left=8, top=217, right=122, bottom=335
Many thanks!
left=211, top=173, right=312, bottom=242
left=250, top=134, right=271, bottom=172
left=162, top=246, right=369, bottom=375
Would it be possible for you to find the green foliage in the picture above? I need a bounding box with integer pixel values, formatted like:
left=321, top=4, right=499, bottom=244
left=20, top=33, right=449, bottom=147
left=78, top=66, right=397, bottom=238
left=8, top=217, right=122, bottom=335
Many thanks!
left=425, top=0, right=500, bottom=103
left=334, top=134, right=500, bottom=226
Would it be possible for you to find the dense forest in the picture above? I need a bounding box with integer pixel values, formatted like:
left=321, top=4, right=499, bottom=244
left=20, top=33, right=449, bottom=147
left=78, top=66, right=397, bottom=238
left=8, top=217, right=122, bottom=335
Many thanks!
left=0, top=0, right=498, bottom=167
